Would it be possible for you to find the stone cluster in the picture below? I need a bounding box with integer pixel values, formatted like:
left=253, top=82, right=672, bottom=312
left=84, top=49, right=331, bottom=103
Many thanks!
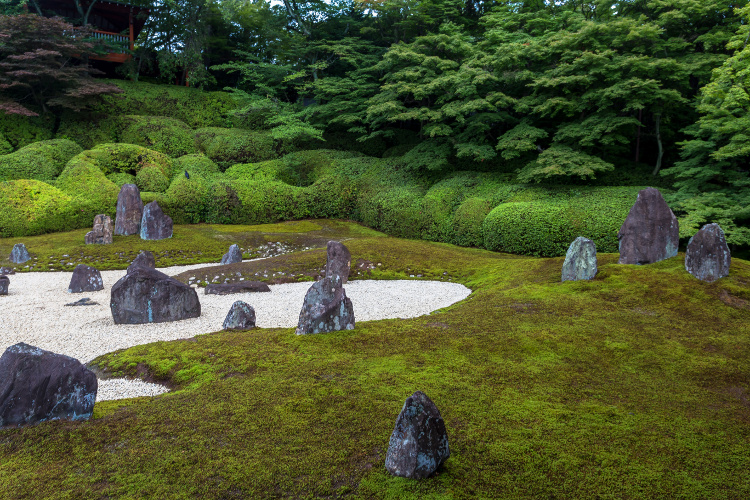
left=85, top=214, right=113, bottom=245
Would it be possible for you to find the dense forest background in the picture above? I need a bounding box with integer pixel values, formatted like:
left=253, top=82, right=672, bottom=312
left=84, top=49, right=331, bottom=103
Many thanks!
left=1, top=0, right=749, bottom=250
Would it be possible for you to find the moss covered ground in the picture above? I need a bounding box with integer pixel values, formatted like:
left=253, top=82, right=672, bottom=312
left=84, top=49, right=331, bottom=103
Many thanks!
left=1, top=220, right=749, bottom=499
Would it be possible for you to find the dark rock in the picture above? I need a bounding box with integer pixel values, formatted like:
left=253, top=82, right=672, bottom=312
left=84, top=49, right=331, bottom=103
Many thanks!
left=325, top=240, right=351, bottom=286
left=295, top=277, right=355, bottom=335
left=205, top=281, right=271, bottom=295
left=127, top=250, right=156, bottom=274
left=385, top=391, right=450, bottom=479
left=562, top=237, right=598, bottom=282
left=0, top=275, right=8, bottom=295
left=114, top=184, right=143, bottom=236
left=223, top=301, right=256, bottom=330
left=9, top=243, right=30, bottom=264
left=110, top=267, right=200, bottom=324
left=0, top=343, right=97, bottom=428
left=220, top=244, right=242, bottom=265
left=0, top=267, right=14, bottom=275
left=85, top=214, right=113, bottom=245
left=618, top=187, right=679, bottom=265
left=685, top=223, right=731, bottom=282
left=68, top=264, right=104, bottom=293
left=65, top=297, right=99, bottom=306
left=140, top=201, right=173, bottom=240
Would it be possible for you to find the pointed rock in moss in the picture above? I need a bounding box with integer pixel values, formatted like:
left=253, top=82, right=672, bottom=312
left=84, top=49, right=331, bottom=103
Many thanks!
left=220, top=244, right=242, bottom=265
left=140, top=201, right=172, bottom=240
left=295, top=277, right=354, bottom=335
left=385, top=391, right=450, bottom=479
left=618, top=187, right=679, bottom=265
left=685, top=223, right=731, bottom=282
left=223, top=301, right=256, bottom=330
left=562, top=237, right=597, bottom=281
left=325, top=240, right=351, bottom=285
left=10, top=243, right=30, bottom=264
left=115, top=184, right=143, bottom=236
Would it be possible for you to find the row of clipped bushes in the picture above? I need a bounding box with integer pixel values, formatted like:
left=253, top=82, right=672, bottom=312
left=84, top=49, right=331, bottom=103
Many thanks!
left=0, top=143, right=647, bottom=256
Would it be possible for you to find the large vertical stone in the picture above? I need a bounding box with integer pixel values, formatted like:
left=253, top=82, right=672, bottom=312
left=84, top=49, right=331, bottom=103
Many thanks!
left=685, top=223, right=731, bottom=282
left=295, top=277, right=355, bottom=335
left=9, top=243, right=30, bottom=264
left=562, top=237, right=598, bottom=282
left=114, top=184, right=143, bottom=236
left=140, top=201, right=173, bottom=240
left=221, top=244, right=243, bottom=265
left=618, top=187, right=679, bottom=265
left=325, top=240, right=351, bottom=285
left=68, top=264, right=104, bottom=293
left=110, top=267, right=200, bottom=324
left=85, top=214, right=113, bottom=245
left=0, top=343, right=97, bottom=428
left=385, top=391, right=450, bottom=479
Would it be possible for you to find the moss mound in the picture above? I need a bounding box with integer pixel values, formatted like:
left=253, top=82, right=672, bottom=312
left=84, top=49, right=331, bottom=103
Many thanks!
left=120, top=115, right=196, bottom=157
left=194, top=127, right=277, bottom=170
left=0, top=139, right=83, bottom=182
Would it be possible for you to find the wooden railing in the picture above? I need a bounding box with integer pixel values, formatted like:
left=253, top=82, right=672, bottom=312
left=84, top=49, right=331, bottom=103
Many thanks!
left=89, top=29, right=132, bottom=63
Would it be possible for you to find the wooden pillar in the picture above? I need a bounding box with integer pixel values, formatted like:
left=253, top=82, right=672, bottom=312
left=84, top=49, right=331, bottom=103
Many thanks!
left=128, top=8, right=134, bottom=51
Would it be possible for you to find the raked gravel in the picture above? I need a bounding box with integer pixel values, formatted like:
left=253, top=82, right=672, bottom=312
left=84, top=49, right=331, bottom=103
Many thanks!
left=1, top=262, right=471, bottom=402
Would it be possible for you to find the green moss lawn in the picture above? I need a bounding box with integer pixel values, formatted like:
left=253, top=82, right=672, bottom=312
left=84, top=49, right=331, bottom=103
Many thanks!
left=0, top=220, right=748, bottom=498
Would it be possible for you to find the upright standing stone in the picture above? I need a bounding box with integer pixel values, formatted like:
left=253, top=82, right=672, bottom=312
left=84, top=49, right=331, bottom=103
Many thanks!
left=68, top=264, right=104, bottom=293
left=0, top=343, right=97, bottom=428
left=110, top=267, right=200, bottom=324
left=127, top=250, right=156, bottom=274
left=115, top=184, right=143, bottom=236
left=685, top=223, right=731, bottom=282
left=0, top=275, right=8, bottom=295
left=9, top=243, right=30, bottom=264
left=223, top=301, right=256, bottom=330
left=140, top=201, right=173, bottom=240
left=325, top=241, right=351, bottom=285
left=85, top=214, right=113, bottom=245
left=618, top=187, right=679, bottom=265
left=385, top=391, right=450, bottom=479
left=562, top=237, right=598, bottom=282
left=221, top=244, right=242, bottom=265
left=295, top=277, right=355, bottom=335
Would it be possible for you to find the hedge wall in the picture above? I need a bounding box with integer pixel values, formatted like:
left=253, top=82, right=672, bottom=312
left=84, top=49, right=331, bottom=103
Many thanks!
left=194, top=128, right=277, bottom=170
left=0, top=139, right=83, bottom=182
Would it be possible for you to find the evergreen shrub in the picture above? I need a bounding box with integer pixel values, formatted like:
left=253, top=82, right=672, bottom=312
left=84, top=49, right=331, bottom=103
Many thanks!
left=107, top=172, right=136, bottom=187
left=451, top=197, right=492, bottom=247
left=195, top=128, right=276, bottom=170
left=0, top=139, right=82, bottom=182
left=120, top=115, right=196, bottom=157
left=56, top=113, right=122, bottom=149
left=0, top=133, right=12, bottom=155
left=0, top=113, right=53, bottom=150
left=161, top=173, right=213, bottom=224
left=225, top=161, right=293, bottom=184
left=281, top=149, right=365, bottom=186
left=55, top=156, right=120, bottom=225
left=0, top=180, right=75, bottom=237
left=78, top=143, right=173, bottom=177
left=230, top=180, right=304, bottom=224
left=136, top=166, right=170, bottom=193
left=174, top=154, right=221, bottom=179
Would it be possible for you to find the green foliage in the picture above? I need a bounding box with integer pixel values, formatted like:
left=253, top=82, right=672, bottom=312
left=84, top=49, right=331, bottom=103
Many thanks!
left=0, top=113, right=54, bottom=150
left=78, top=143, right=174, bottom=178
left=224, top=160, right=291, bottom=183
left=0, top=133, right=11, bottom=155
left=0, top=179, right=75, bottom=237
left=0, top=139, right=82, bottom=182
left=120, top=115, right=197, bottom=157
left=106, top=172, right=136, bottom=187
left=319, top=131, right=387, bottom=157
left=55, top=156, right=120, bottom=225
left=56, top=112, right=122, bottom=150
left=194, top=127, right=277, bottom=170
left=136, top=166, right=171, bottom=193
left=451, top=196, right=492, bottom=247
left=356, top=185, right=426, bottom=239
left=280, top=149, right=365, bottom=186
left=516, top=145, right=615, bottom=183
left=174, top=154, right=221, bottom=178
left=162, top=172, right=214, bottom=224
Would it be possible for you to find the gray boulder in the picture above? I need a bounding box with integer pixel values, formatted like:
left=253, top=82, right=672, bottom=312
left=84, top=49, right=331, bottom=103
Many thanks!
left=9, top=243, right=30, bottom=264
left=385, top=391, right=450, bottom=479
left=325, top=240, right=351, bottom=285
left=223, top=301, right=256, bottom=330
left=220, top=244, right=243, bottom=265
left=562, top=237, right=598, bottom=282
left=685, top=223, right=731, bottom=282
left=205, top=281, right=271, bottom=295
left=68, top=264, right=104, bottom=293
left=0, top=343, right=97, bottom=428
left=295, top=277, right=355, bottom=335
left=114, top=184, right=143, bottom=236
left=0, top=275, right=8, bottom=295
left=618, top=187, right=679, bottom=265
left=140, top=201, right=173, bottom=240
left=127, top=250, right=156, bottom=274
left=110, top=267, right=200, bottom=324
left=85, top=214, right=113, bottom=245
left=0, top=267, right=14, bottom=275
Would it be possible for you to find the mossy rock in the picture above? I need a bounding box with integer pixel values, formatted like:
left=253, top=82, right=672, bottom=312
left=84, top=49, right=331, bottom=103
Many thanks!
left=120, top=115, right=196, bottom=157
left=174, top=154, right=221, bottom=179
left=78, top=143, right=173, bottom=178
left=0, top=113, right=54, bottom=150
left=0, top=139, right=83, bottom=182
left=136, top=165, right=170, bottom=193
left=194, top=127, right=277, bottom=170
left=0, top=179, right=76, bottom=237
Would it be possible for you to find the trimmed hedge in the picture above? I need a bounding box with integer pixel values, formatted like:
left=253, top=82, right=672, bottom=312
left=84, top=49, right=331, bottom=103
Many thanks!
left=0, top=133, right=12, bottom=155
left=0, top=139, right=83, bottom=182
left=107, top=172, right=136, bottom=187
left=120, top=116, right=196, bottom=157
left=56, top=113, right=122, bottom=150
left=55, top=156, right=120, bottom=224
left=281, top=149, right=365, bottom=186
left=0, top=180, right=75, bottom=237
left=136, top=166, right=170, bottom=193
left=174, top=154, right=221, bottom=179
left=451, top=197, right=492, bottom=248
left=78, top=143, right=173, bottom=178
left=0, top=113, right=54, bottom=151
left=225, top=161, right=293, bottom=184
left=194, top=128, right=277, bottom=170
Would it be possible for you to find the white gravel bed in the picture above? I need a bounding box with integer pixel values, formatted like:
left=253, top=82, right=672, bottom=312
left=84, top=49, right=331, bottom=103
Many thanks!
left=1, top=263, right=471, bottom=401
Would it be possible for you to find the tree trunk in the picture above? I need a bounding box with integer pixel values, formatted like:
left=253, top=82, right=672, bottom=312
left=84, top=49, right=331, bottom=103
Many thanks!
left=652, top=112, right=663, bottom=176
left=282, top=0, right=312, bottom=37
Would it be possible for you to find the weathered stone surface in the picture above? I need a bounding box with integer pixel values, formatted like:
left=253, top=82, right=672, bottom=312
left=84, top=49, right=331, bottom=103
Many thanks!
left=325, top=240, right=351, bottom=285
left=685, top=223, right=731, bottom=282
left=385, top=391, right=450, bottom=479
left=220, top=244, right=243, bottom=265
left=127, top=250, right=156, bottom=274
left=0, top=275, right=8, bottom=295
left=223, top=301, right=256, bottom=330
left=9, top=243, right=30, bottom=264
left=65, top=297, right=98, bottom=306
left=68, top=264, right=104, bottom=293
left=0, top=343, right=97, bottom=428
left=114, top=184, right=143, bottom=236
left=0, top=267, right=14, bottom=275
left=85, top=214, right=113, bottom=245
left=140, top=201, right=173, bottom=240
left=562, top=237, right=598, bottom=282
left=205, top=281, right=271, bottom=295
left=618, top=187, right=679, bottom=265
left=110, top=267, right=200, bottom=324
left=295, top=277, right=355, bottom=335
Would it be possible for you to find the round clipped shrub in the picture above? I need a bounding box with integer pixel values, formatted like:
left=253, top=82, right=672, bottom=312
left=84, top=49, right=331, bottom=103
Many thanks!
left=55, top=156, right=120, bottom=225
left=301, top=175, right=357, bottom=220
left=107, top=172, right=136, bottom=187
left=194, top=127, right=277, bottom=170
left=0, top=139, right=83, bottom=182
left=281, top=149, right=365, bottom=186
left=140, top=192, right=165, bottom=205
left=225, top=160, right=293, bottom=184
left=355, top=185, right=424, bottom=239
left=204, top=180, right=245, bottom=224
left=136, top=165, right=170, bottom=192
left=79, top=143, right=173, bottom=177
left=174, top=153, right=221, bottom=179
left=231, top=179, right=304, bottom=224
left=0, top=179, right=75, bottom=237
left=451, top=197, right=492, bottom=248
left=120, top=115, right=196, bottom=157
left=161, top=172, right=212, bottom=224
